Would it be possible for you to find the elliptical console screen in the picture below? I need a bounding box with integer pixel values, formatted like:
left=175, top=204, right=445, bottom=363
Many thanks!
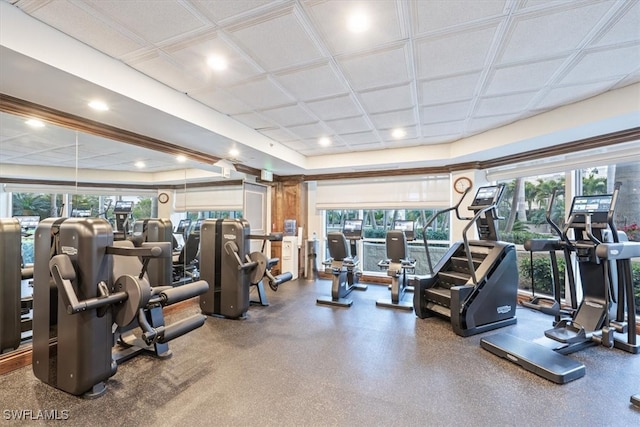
left=472, top=186, right=500, bottom=206
left=393, top=220, right=415, bottom=241
left=571, top=195, right=612, bottom=214
left=114, top=201, right=133, bottom=212
left=176, top=219, right=191, bottom=233
left=15, top=216, right=40, bottom=229
left=343, top=219, right=363, bottom=239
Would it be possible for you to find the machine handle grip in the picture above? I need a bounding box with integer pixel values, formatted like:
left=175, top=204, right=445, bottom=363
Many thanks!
left=160, top=280, right=209, bottom=305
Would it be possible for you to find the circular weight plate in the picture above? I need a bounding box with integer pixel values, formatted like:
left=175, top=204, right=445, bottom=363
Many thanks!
left=248, top=252, right=267, bottom=284
left=113, top=275, right=151, bottom=326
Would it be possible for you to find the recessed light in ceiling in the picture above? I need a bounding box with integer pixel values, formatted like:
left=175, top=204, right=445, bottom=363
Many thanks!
left=25, top=118, right=45, bottom=128
left=88, top=100, right=109, bottom=111
left=229, top=148, right=239, bottom=157
left=176, top=155, right=187, bottom=163
left=134, top=161, right=146, bottom=168
left=347, top=11, right=370, bottom=34
left=319, top=137, right=331, bottom=147
left=392, top=128, right=407, bottom=139
left=207, top=54, right=228, bottom=71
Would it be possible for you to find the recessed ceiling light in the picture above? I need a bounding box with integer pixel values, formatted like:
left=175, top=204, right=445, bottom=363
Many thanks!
left=207, top=54, right=228, bottom=71
left=392, top=128, right=407, bottom=139
left=229, top=148, right=239, bottom=157
left=319, top=137, right=331, bottom=147
left=134, top=161, right=146, bottom=168
left=25, top=118, right=45, bottom=128
left=347, top=11, right=370, bottom=34
left=88, top=100, right=109, bottom=111
left=176, top=155, right=187, bottom=163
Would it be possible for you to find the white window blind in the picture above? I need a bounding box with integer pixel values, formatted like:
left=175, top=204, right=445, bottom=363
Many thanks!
left=173, top=185, right=242, bottom=212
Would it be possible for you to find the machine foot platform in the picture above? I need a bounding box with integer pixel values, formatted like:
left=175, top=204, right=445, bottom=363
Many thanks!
left=376, top=299, right=413, bottom=311
left=316, top=296, right=353, bottom=307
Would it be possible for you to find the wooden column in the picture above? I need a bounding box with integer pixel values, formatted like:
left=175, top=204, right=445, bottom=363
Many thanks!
left=270, top=178, right=307, bottom=276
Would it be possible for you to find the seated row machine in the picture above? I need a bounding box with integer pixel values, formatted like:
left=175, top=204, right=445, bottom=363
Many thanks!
left=32, top=218, right=209, bottom=397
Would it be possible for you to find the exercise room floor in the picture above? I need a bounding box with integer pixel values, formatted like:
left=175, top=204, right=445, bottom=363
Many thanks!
left=1, top=278, right=639, bottom=426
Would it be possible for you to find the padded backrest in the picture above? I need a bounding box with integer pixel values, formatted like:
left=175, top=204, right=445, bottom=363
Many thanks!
left=178, top=232, right=200, bottom=264
left=112, top=240, right=148, bottom=284
left=326, top=231, right=350, bottom=261
left=386, top=229, right=408, bottom=262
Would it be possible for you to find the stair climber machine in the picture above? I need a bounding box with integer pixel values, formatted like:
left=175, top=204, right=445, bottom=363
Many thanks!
left=199, top=219, right=292, bottom=319
left=32, top=218, right=209, bottom=397
left=481, top=183, right=639, bottom=384
left=317, top=219, right=368, bottom=307
left=413, top=184, right=519, bottom=336
left=376, top=220, right=416, bottom=311
left=519, top=189, right=578, bottom=324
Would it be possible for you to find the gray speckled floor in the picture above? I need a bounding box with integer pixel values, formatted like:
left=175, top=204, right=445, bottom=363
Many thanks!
left=1, top=279, right=639, bottom=426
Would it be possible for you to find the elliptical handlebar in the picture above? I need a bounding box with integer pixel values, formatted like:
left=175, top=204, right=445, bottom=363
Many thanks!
left=608, top=181, right=622, bottom=243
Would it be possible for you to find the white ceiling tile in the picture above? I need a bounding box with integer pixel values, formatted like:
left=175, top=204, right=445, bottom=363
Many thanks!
left=258, top=127, right=299, bottom=143
left=261, top=104, right=316, bottom=127
left=499, top=2, right=614, bottom=63
left=287, top=122, right=329, bottom=140
left=30, top=0, right=144, bottom=58
left=337, top=45, right=410, bottom=91
left=422, top=121, right=466, bottom=138
left=191, top=0, right=276, bottom=23
left=534, top=79, right=620, bottom=111
left=325, top=116, right=371, bottom=134
left=467, top=113, right=521, bottom=134
left=420, top=72, right=480, bottom=105
left=412, top=0, right=506, bottom=35
left=163, top=32, right=263, bottom=87
left=88, top=0, right=207, bottom=44
left=225, top=77, right=294, bottom=109
left=370, top=109, right=416, bottom=129
left=231, top=112, right=275, bottom=129
left=382, top=126, right=418, bottom=142
left=305, top=95, right=362, bottom=121
left=593, top=2, right=640, bottom=47
left=475, top=91, right=536, bottom=117
left=422, top=101, right=471, bottom=124
left=560, top=44, right=640, bottom=85
left=485, top=58, right=565, bottom=95
left=280, top=139, right=314, bottom=151
left=129, top=51, right=205, bottom=93
left=415, top=26, right=497, bottom=79
left=190, top=88, right=251, bottom=115
left=338, top=131, right=380, bottom=145
left=359, top=84, right=413, bottom=114
left=228, top=8, right=324, bottom=71
left=350, top=142, right=386, bottom=151
left=305, top=0, right=404, bottom=55
left=275, top=63, right=348, bottom=101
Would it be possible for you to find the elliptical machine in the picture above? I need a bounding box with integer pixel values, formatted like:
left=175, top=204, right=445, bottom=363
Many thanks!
left=481, top=183, right=639, bottom=384
left=316, top=219, right=367, bottom=307
left=376, top=220, right=416, bottom=311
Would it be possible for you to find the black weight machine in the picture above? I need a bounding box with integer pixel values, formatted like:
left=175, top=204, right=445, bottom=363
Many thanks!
left=32, top=218, right=209, bottom=397
left=316, top=219, right=368, bottom=307
left=481, top=183, right=639, bottom=384
left=376, top=220, right=416, bottom=311
left=199, top=219, right=292, bottom=319
left=247, top=232, right=293, bottom=306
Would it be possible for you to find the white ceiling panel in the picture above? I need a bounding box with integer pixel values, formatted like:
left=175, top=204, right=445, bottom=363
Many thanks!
left=370, top=108, right=416, bottom=129
left=415, top=26, right=498, bottom=79
left=467, top=113, right=521, bottom=134
left=337, top=45, right=410, bottom=91
left=350, top=142, right=386, bottom=152
left=422, top=121, right=465, bottom=138
left=189, top=88, right=251, bottom=115
left=412, top=0, right=506, bottom=35
left=225, top=77, right=294, bottom=110
left=592, top=2, right=640, bottom=47
left=422, top=101, right=471, bottom=124
left=359, top=84, right=414, bottom=114
left=130, top=51, right=206, bottom=93
left=560, top=44, right=640, bottom=86
left=475, top=91, right=537, bottom=117
left=485, top=57, right=566, bottom=95
left=286, top=122, right=329, bottom=140
left=304, top=0, right=404, bottom=56
left=258, top=127, right=299, bottom=143
left=338, top=131, right=380, bottom=145
left=382, top=126, right=418, bottom=142
left=261, top=104, right=317, bottom=127
left=305, top=95, right=363, bottom=121
left=275, top=62, right=348, bottom=101
left=420, top=72, right=480, bottom=106
left=499, top=2, right=614, bottom=64
left=534, top=79, right=622, bottom=111
left=326, top=116, right=371, bottom=135
left=227, top=8, right=324, bottom=71
left=230, top=112, right=275, bottom=129
left=191, top=0, right=277, bottom=23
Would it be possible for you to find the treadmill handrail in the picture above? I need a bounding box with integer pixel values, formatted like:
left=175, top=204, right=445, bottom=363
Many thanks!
left=423, top=187, right=472, bottom=275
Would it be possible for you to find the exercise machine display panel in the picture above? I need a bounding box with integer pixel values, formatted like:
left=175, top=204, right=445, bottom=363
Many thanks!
left=343, top=219, right=363, bottom=240
left=569, top=194, right=612, bottom=223
left=393, top=220, right=415, bottom=241
left=470, top=185, right=503, bottom=208
left=175, top=219, right=191, bottom=234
